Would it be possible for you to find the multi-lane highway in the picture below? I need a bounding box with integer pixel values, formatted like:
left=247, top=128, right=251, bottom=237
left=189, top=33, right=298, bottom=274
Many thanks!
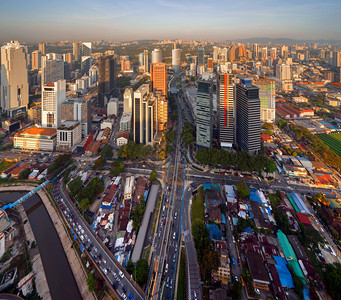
left=54, top=180, right=144, bottom=300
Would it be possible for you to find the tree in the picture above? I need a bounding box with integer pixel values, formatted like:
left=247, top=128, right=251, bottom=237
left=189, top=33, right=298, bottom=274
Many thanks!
left=273, top=209, right=291, bottom=235
left=126, top=259, right=134, bottom=274
left=19, top=168, right=31, bottom=180
left=68, top=178, right=83, bottom=197
left=265, top=159, right=277, bottom=174
left=192, top=219, right=210, bottom=263
left=149, top=169, right=157, bottom=182
left=231, top=281, right=242, bottom=300
left=182, top=122, right=195, bottom=146
left=277, top=119, right=287, bottom=129
left=100, top=144, right=113, bottom=158
left=170, top=113, right=178, bottom=121
left=79, top=198, right=90, bottom=212
left=110, top=160, right=125, bottom=176
left=93, top=157, right=106, bottom=170
left=322, top=263, right=341, bottom=299
left=87, top=271, right=96, bottom=292
left=130, top=201, right=146, bottom=232
left=134, top=259, right=149, bottom=286
left=236, top=181, right=250, bottom=199
left=262, top=123, right=273, bottom=130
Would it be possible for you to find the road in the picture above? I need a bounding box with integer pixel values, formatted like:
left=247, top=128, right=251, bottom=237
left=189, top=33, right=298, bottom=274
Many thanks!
left=54, top=181, right=144, bottom=300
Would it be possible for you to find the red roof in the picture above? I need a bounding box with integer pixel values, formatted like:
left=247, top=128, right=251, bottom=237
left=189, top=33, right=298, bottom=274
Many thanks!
left=296, top=212, right=311, bottom=225
left=261, top=133, right=272, bottom=141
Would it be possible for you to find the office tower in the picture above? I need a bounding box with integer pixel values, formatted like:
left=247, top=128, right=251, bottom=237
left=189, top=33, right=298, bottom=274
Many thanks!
left=120, top=56, right=131, bottom=71
left=98, top=55, right=116, bottom=107
left=89, top=65, right=98, bottom=85
left=332, top=51, right=341, bottom=67
left=219, top=74, right=235, bottom=148
left=142, top=50, right=149, bottom=73
left=229, top=46, right=236, bottom=62
left=154, top=92, right=168, bottom=132
left=151, top=63, right=167, bottom=96
left=64, top=62, right=71, bottom=82
left=253, top=44, right=259, bottom=60
left=236, top=44, right=247, bottom=60
left=276, top=64, right=293, bottom=92
left=73, top=42, right=81, bottom=62
left=270, top=48, right=277, bottom=61
left=42, top=55, right=64, bottom=84
left=123, top=88, right=133, bottom=113
left=253, top=78, right=276, bottom=123
left=64, top=53, right=74, bottom=64
left=198, top=47, right=205, bottom=66
left=151, top=49, right=162, bottom=64
left=81, top=42, right=92, bottom=74
left=61, top=98, right=91, bottom=137
left=281, top=45, right=288, bottom=59
left=207, top=58, right=213, bottom=71
left=172, top=48, right=182, bottom=73
left=196, top=77, right=213, bottom=148
left=31, top=50, right=42, bottom=70
left=261, top=47, right=268, bottom=63
left=0, top=41, right=29, bottom=117
left=41, top=79, right=66, bottom=128
left=133, top=84, right=152, bottom=145
left=38, top=42, right=46, bottom=55
left=236, top=77, right=260, bottom=154
left=81, top=42, right=92, bottom=56
left=213, top=46, right=219, bottom=62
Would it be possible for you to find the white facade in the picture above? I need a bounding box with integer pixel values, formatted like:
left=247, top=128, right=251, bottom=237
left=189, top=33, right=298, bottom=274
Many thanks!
left=124, top=175, right=135, bottom=199
left=261, top=109, right=276, bottom=123
left=42, top=55, right=64, bottom=84
left=107, top=98, right=119, bottom=116
left=117, top=136, right=128, bottom=146
left=151, top=49, right=162, bottom=64
left=14, top=130, right=57, bottom=151
left=41, top=80, right=66, bottom=128
left=57, top=121, right=82, bottom=149
left=172, top=49, right=182, bottom=73
left=0, top=40, right=29, bottom=117
left=89, top=65, right=98, bottom=86
left=0, top=232, right=5, bottom=259
left=276, top=64, right=293, bottom=92
left=120, top=113, right=132, bottom=131
left=101, top=120, right=113, bottom=130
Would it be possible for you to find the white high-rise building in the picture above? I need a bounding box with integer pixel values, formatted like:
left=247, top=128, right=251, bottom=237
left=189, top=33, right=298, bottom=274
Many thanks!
left=42, top=55, right=64, bottom=84
left=41, top=80, right=66, bottom=128
left=123, top=88, right=133, bottom=113
left=261, top=47, right=268, bottom=63
left=276, top=64, right=293, bottom=92
left=151, top=49, right=162, bottom=64
left=81, top=42, right=92, bottom=74
left=172, top=48, right=182, bottom=73
left=0, top=40, right=29, bottom=117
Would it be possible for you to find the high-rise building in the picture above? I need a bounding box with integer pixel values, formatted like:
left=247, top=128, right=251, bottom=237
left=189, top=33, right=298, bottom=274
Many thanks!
left=253, top=78, right=276, bottom=123
left=123, top=88, right=133, bottom=113
left=0, top=40, right=29, bottom=117
left=229, top=46, right=236, bottom=62
left=38, top=42, right=46, bottom=55
left=151, top=49, right=162, bottom=64
left=31, top=50, right=42, bottom=70
left=207, top=58, right=213, bottom=71
left=236, top=77, right=261, bottom=154
left=270, top=48, right=277, bottom=61
left=42, top=55, right=64, bottom=84
left=81, top=42, right=92, bottom=74
left=143, top=50, right=149, bottom=73
left=196, top=78, right=213, bottom=148
left=261, top=47, right=268, bottom=63
left=41, top=79, right=66, bottom=128
left=213, top=47, right=228, bottom=62
left=276, top=64, right=293, bottom=92
left=73, top=42, right=81, bottom=62
left=332, top=51, right=341, bottom=67
left=61, top=98, right=91, bottom=137
left=98, top=55, right=116, bottom=107
left=151, top=63, right=167, bottom=96
left=198, top=47, right=205, bottom=66
left=219, top=74, right=235, bottom=148
left=172, top=48, right=182, bottom=73
left=154, top=92, right=168, bottom=132
left=81, top=42, right=92, bottom=56
left=133, top=84, right=153, bottom=145
left=253, top=44, right=259, bottom=60
left=281, top=46, right=288, bottom=59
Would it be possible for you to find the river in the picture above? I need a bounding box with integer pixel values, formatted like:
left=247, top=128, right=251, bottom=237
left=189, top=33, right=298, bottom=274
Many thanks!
left=1, top=192, right=82, bottom=300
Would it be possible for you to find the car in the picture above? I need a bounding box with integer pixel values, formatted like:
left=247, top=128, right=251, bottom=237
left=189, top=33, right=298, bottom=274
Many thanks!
left=119, top=271, right=124, bottom=278
left=173, top=232, right=176, bottom=240
left=113, top=282, right=118, bottom=289
left=122, top=286, right=127, bottom=293
left=103, top=259, right=107, bottom=264
left=173, top=254, right=176, bottom=262
left=121, top=295, right=127, bottom=300
left=113, top=272, right=117, bottom=279
left=117, top=278, right=121, bottom=285
left=255, top=288, right=260, bottom=294
left=166, top=277, right=169, bottom=287
left=174, top=212, right=177, bottom=219
left=193, top=291, right=198, bottom=299
left=103, top=268, right=107, bottom=275
left=128, top=293, right=133, bottom=300
left=165, top=263, right=168, bottom=273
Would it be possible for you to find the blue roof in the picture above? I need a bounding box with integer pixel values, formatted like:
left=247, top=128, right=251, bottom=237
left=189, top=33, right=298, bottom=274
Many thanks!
left=244, top=227, right=253, bottom=234
left=232, top=217, right=239, bottom=226
left=101, top=203, right=113, bottom=210
left=303, top=287, right=311, bottom=300
left=206, top=224, right=222, bottom=240
left=221, top=214, right=226, bottom=224
left=143, top=190, right=149, bottom=201
left=273, top=256, right=294, bottom=288
left=250, top=188, right=262, bottom=203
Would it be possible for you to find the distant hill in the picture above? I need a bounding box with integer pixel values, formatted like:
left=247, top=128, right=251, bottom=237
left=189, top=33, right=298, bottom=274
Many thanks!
left=229, top=37, right=341, bottom=45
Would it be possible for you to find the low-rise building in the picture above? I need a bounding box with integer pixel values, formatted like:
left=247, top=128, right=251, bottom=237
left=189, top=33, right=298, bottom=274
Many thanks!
left=212, top=249, right=230, bottom=285
left=245, top=252, right=270, bottom=290
left=120, top=113, right=132, bottom=132
left=14, top=126, right=57, bottom=151
left=57, top=121, right=82, bottom=151
left=117, top=131, right=130, bottom=147
left=124, top=175, right=134, bottom=200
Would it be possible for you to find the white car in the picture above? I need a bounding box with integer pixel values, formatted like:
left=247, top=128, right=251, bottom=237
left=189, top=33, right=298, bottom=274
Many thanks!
left=119, top=270, right=124, bottom=278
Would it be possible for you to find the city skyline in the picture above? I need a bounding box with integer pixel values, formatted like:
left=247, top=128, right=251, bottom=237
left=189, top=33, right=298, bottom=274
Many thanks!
left=1, top=0, right=341, bottom=42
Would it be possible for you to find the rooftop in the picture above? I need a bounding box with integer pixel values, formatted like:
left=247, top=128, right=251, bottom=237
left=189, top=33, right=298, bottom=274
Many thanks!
left=15, top=126, right=57, bottom=138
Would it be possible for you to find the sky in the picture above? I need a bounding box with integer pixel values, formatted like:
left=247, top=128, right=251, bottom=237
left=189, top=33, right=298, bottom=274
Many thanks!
left=0, top=0, right=340, bottom=42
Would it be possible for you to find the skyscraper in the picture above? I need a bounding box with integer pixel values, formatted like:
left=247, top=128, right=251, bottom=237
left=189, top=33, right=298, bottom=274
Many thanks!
left=151, top=63, right=167, bottom=96
left=123, top=88, right=133, bottom=114
left=41, top=79, right=66, bottom=128
left=332, top=51, right=341, bottom=67
left=196, top=77, right=213, bottom=148
left=151, top=49, right=162, bottom=64
left=198, top=47, right=205, bottom=66
left=31, top=50, right=42, bottom=70
left=42, top=55, right=64, bottom=84
left=253, top=44, right=259, bottom=60
left=81, top=42, right=92, bottom=74
left=133, top=84, right=151, bottom=144
left=276, top=64, right=293, bottom=92
left=154, top=92, right=168, bottom=132
left=143, top=50, right=149, bottom=73
left=253, top=78, right=276, bottom=123
left=219, top=74, right=235, bottom=148
left=73, top=42, right=81, bottom=62
left=38, top=42, right=46, bottom=55
left=270, top=48, right=277, bottom=62
left=262, top=47, right=268, bottom=63
left=172, top=48, right=182, bottom=73
left=0, top=40, right=29, bottom=117
left=229, top=46, right=236, bottom=62
left=98, top=55, right=116, bottom=107
left=236, top=77, right=260, bottom=154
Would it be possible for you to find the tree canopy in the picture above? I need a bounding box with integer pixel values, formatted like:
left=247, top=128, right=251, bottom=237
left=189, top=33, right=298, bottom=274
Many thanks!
left=110, top=160, right=125, bottom=176
left=181, top=122, right=195, bottom=146
left=68, top=177, right=83, bottom=197
left=100, top=144, right=113, bottom=158
left=118, top=141, right=153, bottom=160
left=236, top=181, right=250, bottom=199
left=130, top=201, right=146, bottom=232
left=93, top=157, right=106, bottom=170
left=134, top=259, right=149, bottom=286
left=19, top=168, right=31, bottom=180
